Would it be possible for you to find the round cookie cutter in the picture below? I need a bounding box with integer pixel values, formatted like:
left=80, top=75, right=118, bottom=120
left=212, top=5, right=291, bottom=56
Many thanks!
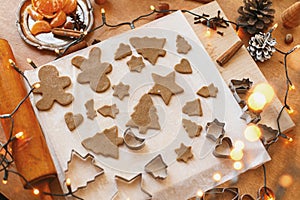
left=16, top=0, right=94, bottom=51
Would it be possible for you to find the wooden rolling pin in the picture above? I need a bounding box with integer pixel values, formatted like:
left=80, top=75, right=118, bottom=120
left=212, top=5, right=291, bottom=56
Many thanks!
left=0, top=39, right=56, bottom=199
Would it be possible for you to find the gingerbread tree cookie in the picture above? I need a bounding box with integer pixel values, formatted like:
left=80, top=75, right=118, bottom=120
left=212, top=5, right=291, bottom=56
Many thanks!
left=176, top=35, right=192, bottom=54
left=129, top=36, right=166, bottom=65
left=97, top=104, right=119, bottom=119
left=182, top=99, right=203, bottom=116
left=182, top=119, right=202, bottom=138
left=149, top=72, right=184, bottom=105
left=33, top=65, right=74, bottom=111
left=114, top=43, right=132, bottom=60
left=126, top=94, right=160, bottom=134
left=81, top=126, right=124, bottom=159
left=71, top=47, right=112, bottom=93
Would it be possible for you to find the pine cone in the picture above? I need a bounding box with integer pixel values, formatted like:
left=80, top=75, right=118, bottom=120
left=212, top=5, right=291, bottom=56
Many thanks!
left=237, top=0, right=275, bottom=35
left=247, top=32, right=276, bottom=62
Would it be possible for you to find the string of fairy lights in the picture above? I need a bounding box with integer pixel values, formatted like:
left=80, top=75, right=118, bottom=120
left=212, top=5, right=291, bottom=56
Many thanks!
left=0, top=5, right=298, bottom=199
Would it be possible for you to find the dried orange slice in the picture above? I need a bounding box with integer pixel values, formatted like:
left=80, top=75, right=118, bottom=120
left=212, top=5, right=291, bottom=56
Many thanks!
left=30, top=20, right=52, bottom=36
left=50, top=10, right=66, bottom=27
left=62, top=0, right=77, bottom=14
left=26, top=5, right=44, bottom=21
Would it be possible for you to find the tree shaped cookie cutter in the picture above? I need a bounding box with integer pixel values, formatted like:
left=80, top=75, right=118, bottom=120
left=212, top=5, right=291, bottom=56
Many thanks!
left=64, top=150, right=104, bottom=192
left=144, top=154, right=168, bottom=179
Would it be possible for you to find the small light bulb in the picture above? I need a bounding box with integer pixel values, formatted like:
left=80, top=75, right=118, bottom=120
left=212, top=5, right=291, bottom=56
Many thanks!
left=295, top=44, right=300, bottom=49
left=230, top=148, right=244, bottom=161
left=150, top=5, right=155, bottom=11
left=213, top=172, right=221, bottom=181
left=233, top=161, right=243, bottom=170
left=33, top=83, right=41, bottom=89
left=247, top=92, right=267, bottom=111
left=2, top=179, right=7, bottom=185
left=197, top=190, right=204, bottom=197
left=279, top=174, right=293, bottom=188
left=244, top=124, right=261, bottom=142
left=253, top=83, right=274, bottom=103
left=66, top=178, right=71, bottom=186
left=8, top=59, right=14, bottom=65
left=54, top=49, right=60, bottom=54
left=287, top=107, right=294, bottom=114
left=101, top=8, right=105, bottom=14
left=205, top=27, right=211, bottom=37
left=33, top=188, right=40, bottom=195
left=234, top=140, right=245, bottom=150
left=26, top=58, right=32, bottom=63
left=288, top=137, right=293, bottom=142
left=272, top=23, right=278, bottom=29
left=289, top=84, right=295, bottom=90
left=15, top=131, right=24, bottom=139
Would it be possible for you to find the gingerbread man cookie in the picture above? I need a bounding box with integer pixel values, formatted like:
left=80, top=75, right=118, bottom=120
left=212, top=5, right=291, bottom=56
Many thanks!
left=71, top=47, right=113, bottom=93
left=33, top=65, right=74, bottom=111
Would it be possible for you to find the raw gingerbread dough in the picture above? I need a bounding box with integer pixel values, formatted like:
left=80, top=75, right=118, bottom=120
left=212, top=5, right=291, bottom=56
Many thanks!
left=64, top=112, right=84, bottom=131
left=182, top=118, right=202, bottom=138
left=176, top=35, right=192, bottom=54
left=97, top=104, right=119, bottom=119
left=175, top=143, right=193, bottom=162
left=197, top=83, right=218, bottom=98
left=71, top=47, right=112, bottom=93
left=130, top=36, right=166, bottom=65
left=114, top=43, right=132, bottom=60
left=112, top=82, right=130, bottom=100
left=174, top=58, right=193, bottom=74
left=81, top=126, right=123, bottom=159
left=182, top=99, right=203, bottom=116
left=149, top=72, right=184, bottom=105
left=126, top=94, right=160, bottom=134
left=33, top=65, right=74, bottom=111
left=85, top=99, right=97, bottom=120
left=126, top=56, right=145, bottom=72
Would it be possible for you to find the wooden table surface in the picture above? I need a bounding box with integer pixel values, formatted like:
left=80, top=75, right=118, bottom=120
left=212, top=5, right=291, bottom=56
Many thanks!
left=0, top=0, right=299, bottom=199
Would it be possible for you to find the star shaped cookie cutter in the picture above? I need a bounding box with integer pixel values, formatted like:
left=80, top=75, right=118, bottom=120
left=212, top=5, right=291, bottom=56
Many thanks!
left=113, top=173, right=152, bottom=200
left=205, top=118, right=226, bottom=142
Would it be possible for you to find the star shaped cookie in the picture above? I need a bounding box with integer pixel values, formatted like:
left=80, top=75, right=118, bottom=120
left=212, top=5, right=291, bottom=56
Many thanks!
left=112, top=82, right=130, bottom=100
left=149, top=72, right=184, bottom=105
left=126, top=56, right=145, bottom=72
left=175, top=143, right=193, bottom=163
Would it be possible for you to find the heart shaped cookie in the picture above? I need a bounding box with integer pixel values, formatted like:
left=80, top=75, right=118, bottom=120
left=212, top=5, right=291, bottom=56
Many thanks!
left=174, top=58, right=192, bottom=74
left=213, top=136, right=233, bottom=159
left=64, top=112, right=84, bottom=131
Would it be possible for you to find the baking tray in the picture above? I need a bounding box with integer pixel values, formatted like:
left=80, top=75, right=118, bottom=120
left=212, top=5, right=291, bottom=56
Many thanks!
left=16, top=0, right=93, bottom=51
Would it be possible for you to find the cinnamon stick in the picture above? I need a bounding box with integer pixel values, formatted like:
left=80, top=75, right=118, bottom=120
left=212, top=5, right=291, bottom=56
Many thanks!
left=216, top=40, right=244, bottom=66
left=51, top=28, right=83, bottom=38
